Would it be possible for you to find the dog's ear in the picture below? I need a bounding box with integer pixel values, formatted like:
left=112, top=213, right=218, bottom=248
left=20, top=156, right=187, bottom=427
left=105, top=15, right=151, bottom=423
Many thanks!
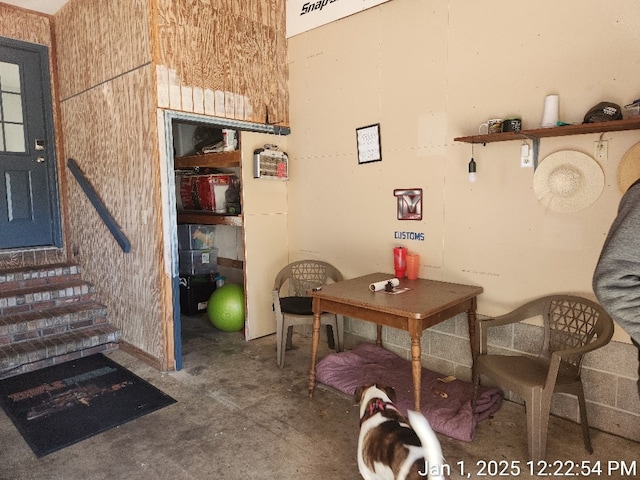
left=354, top=384, right=371, bottom=405
left=354, top=385, right=365, bottom=405
left=382, top=386, right=396, bottom=403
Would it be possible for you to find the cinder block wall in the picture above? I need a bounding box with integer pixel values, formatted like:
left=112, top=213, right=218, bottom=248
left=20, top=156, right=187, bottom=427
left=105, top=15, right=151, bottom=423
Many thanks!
left=344, top=316, right=640, bottom=442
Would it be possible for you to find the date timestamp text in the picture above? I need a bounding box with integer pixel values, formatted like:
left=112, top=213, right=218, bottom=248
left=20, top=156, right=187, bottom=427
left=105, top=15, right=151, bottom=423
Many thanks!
left=428, top=459, right=638, bottom=477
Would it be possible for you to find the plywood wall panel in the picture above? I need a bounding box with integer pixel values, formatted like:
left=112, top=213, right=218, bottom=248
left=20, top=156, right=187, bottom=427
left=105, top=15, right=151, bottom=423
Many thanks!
left=61, top=63, right=167, bottom=364
left=198, top=0, right=215, bottom=114
left=0, top=4, right=52, bottom=45
left=155, top=0, right=288, bottom=125
left=55, top=0, right=152, bottom=101
left=49, top=0, right=287, bottom=369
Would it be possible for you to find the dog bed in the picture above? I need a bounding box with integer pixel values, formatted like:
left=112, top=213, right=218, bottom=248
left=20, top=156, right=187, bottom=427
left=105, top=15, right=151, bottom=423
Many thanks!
left=316, top=342, right=502, bottom=442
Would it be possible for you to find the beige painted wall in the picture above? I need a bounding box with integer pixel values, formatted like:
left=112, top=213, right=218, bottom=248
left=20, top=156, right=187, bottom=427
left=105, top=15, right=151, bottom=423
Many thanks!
left=287, top=0, right=640, bottom=344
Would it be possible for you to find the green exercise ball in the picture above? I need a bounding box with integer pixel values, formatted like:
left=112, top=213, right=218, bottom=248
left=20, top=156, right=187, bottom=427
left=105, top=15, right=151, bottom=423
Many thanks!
left=207, top=284, right=245, bottom=332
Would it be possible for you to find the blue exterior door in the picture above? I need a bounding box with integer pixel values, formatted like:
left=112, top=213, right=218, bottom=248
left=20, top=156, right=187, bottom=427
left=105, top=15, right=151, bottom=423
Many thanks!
left=0, top=37, right=61, bottom=249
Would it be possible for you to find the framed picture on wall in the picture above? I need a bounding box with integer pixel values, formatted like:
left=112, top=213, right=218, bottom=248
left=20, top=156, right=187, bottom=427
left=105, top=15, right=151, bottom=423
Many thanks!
left=356, top=123, right=382, bottom=164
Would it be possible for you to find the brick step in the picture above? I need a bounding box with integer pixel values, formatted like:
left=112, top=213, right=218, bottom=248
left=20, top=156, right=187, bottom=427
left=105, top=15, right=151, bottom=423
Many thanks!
left=0, top=262, right=120, bottom=379
left=0, top=279, right=95, bottom=316
left=0, top=324, right=121, bottom=379
left=0, top=300, right=108, bottom=346
left=0, top=263, right=81, bottom=293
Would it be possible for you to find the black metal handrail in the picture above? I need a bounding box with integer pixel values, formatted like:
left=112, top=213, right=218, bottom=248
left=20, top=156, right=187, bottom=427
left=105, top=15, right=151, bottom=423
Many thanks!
left=66, top=158, right=131, bottom=253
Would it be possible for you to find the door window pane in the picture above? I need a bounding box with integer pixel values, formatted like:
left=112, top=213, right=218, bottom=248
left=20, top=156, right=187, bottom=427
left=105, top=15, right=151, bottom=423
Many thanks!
left=4, top=123, right=25, bottom=152
left=0, top=62, right=20, bottom=93
left=4, top=124, right=25, bottom=152
left=0, top=61, right=26, bottom=153
left=2, top=92, right=23, bottom=123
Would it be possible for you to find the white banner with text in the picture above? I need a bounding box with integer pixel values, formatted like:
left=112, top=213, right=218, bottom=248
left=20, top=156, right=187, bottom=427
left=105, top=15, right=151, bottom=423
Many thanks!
left=287, top=0, right=392, bottom=38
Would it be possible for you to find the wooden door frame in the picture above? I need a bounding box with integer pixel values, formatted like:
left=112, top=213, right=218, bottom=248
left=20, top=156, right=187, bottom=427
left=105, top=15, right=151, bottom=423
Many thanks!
left=161, top=110, right=289, bottom=371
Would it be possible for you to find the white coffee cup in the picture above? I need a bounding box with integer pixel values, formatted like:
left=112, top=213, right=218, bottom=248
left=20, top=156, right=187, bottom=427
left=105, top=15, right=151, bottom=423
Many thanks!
left=479, top=118, right=503, bottom=134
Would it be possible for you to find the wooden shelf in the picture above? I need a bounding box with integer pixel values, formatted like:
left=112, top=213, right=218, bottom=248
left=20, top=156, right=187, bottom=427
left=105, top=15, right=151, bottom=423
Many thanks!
left=174, top=150, right=241, bottom=169
left=175, top=150, right=242, bottom=226
left=177, top=211, right=242, bottom=227
left=454, top=118, right=640, bottom=144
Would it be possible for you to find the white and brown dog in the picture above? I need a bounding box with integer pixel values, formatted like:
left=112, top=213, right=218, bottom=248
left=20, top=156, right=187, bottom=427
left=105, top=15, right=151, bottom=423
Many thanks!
left=355, top=384, right=446, bottom=480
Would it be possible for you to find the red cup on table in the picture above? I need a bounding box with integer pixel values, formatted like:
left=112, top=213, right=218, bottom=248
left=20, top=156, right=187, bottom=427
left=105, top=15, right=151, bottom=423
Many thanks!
left=393, top=247, right=407, bottom=278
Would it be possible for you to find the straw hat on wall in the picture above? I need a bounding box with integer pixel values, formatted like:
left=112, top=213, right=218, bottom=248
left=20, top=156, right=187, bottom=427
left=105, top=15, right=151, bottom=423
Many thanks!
left=533, top=150, right=604, bottom=213
left=617, top=142, right=640, bottom=193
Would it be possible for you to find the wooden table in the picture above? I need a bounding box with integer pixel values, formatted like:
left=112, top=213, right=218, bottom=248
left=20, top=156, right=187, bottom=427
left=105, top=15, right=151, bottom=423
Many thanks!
left=308, top=272, right=483, bottom=410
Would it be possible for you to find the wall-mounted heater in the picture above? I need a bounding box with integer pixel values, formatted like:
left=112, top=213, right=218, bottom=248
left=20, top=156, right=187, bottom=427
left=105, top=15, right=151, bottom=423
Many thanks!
left=253, top=144, right=288, bottom=179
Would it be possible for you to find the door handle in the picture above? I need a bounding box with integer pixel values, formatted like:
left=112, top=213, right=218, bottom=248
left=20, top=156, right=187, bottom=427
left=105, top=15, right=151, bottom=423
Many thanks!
left=34, top=157, right=45, bottom=163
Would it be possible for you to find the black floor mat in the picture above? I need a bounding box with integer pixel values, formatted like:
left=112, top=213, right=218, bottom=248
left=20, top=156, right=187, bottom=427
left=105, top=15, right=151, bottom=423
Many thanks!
left=0, top=354, right=176, bottom=457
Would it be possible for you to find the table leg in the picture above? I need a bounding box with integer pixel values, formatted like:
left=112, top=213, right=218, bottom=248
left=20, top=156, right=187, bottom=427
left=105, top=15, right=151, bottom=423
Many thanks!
left=308, top=298, right=322, bottom=398
left=467, top=297, right=478, bottom=361
left=409, top=320, right=422, bottom=411
left=376, top=324, right=383, bottom=346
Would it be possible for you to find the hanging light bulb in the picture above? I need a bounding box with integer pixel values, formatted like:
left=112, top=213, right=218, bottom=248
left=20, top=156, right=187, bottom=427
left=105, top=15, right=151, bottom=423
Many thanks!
left=468, top=144, right=477, bottom=182
left=468, top=158, right=477, bottom=182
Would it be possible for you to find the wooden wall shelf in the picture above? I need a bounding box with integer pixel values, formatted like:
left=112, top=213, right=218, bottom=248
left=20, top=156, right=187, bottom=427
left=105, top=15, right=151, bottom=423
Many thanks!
left=174, top=150, right=241, bottom=169
left=177, top=211, right=242, bottom=227
left=175, top=149, right=242, bottom=226
left=454, top=118, right=640, bottom=144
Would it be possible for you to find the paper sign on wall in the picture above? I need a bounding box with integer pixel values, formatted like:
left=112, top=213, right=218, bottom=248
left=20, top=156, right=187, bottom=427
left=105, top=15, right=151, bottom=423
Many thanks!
left=287, top=0, right=392, bottom=38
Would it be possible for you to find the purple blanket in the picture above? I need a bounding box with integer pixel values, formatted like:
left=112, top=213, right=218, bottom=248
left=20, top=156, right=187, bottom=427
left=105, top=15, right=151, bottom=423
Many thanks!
left=316, top=343, right=502, bottom=442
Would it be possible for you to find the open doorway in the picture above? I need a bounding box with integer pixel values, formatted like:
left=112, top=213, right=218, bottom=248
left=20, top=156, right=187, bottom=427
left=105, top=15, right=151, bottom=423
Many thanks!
left=162, top=111, right=289, bottom=371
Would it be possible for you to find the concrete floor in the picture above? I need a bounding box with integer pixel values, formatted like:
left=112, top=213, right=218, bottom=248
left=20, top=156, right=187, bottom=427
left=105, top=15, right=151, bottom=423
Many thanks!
left=1, top=314, right=639, bottom=480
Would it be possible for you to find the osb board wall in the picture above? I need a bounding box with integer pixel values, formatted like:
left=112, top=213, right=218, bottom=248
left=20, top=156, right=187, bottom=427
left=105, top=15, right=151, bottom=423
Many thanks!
left=60, top=65, right=170, bottom=366
left=0, top=4, right=67, bottom=269
left=55, top=0, right=170, bottom=367
left=0, top=3, right=52, bottom=45
left=55, top=0, right=152, bottom=101
left=53, top=0, right=288, bottom=369
left=154, top=0, right=289, bottom=125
